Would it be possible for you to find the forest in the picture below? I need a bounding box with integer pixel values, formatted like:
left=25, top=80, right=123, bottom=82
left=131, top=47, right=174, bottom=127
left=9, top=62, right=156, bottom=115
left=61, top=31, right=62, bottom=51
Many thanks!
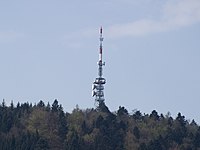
left=0, top=99, right=200, bottom=150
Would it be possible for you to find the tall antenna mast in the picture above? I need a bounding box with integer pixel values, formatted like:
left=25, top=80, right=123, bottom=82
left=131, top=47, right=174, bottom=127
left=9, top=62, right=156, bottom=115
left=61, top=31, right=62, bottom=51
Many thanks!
left=92, top=27, right=106, bottom=106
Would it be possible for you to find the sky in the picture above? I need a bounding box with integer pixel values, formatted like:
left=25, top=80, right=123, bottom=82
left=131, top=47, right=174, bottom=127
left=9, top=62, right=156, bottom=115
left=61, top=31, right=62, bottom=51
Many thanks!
left=0, top=0, right=200, bottom=123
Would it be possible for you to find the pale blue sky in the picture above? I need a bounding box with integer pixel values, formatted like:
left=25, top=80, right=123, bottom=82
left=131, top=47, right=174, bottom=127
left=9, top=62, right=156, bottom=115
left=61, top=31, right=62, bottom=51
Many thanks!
left=0, top=0, right=200, bottom=123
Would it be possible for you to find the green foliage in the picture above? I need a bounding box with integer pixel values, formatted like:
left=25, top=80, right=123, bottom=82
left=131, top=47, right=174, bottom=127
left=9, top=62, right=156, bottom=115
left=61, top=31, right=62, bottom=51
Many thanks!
left=0, top=99, right=199, bottom=149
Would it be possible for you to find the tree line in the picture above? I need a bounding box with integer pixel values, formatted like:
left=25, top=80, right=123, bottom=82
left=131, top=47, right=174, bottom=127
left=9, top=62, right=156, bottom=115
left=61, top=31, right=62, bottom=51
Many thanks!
left=0, top=99, right=200, bottom=150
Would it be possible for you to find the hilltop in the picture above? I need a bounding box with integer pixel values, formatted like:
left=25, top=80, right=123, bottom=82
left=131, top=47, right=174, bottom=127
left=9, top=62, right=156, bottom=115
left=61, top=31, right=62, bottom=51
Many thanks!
left=0, top=99, right=199, bottom=150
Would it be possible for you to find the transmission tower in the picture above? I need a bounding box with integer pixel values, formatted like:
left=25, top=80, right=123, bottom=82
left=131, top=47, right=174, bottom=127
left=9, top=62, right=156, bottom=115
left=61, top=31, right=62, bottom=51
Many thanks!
left=92, top=27, right=106, bottom=106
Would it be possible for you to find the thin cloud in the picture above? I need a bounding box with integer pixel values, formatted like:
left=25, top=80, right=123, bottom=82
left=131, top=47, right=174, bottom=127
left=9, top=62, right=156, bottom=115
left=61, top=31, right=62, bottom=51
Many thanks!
left=62, top=28, right=97, bottom=49
left=106, top=0, right=200, bottom=38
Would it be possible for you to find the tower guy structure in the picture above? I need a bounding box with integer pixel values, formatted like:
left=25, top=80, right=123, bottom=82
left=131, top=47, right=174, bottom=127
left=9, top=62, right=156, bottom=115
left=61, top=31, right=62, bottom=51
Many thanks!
left=92, top=27, right=106, bottom=106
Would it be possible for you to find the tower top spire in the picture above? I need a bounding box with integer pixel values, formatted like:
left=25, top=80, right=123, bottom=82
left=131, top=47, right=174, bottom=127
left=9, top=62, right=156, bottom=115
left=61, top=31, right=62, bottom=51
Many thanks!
left=99, top=27, right=104, bottom=61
